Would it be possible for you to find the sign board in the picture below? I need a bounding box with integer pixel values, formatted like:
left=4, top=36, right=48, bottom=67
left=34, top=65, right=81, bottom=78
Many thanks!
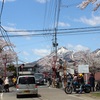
left=78, top=65, right=89, bottom=73
left=19, top=71, right=34, bottom=75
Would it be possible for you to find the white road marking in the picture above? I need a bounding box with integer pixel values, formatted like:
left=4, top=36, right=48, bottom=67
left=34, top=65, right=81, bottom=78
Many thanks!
left=68, top=94, right=95, bottom=100
left=0, top=93, right=3, bottom=100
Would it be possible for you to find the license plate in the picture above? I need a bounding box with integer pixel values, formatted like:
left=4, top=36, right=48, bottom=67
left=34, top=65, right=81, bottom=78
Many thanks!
left=24, top=90, right=30, bottom=93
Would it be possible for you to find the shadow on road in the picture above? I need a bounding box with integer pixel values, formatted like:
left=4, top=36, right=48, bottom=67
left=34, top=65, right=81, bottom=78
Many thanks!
left=16, top=94, right=42, bottom=98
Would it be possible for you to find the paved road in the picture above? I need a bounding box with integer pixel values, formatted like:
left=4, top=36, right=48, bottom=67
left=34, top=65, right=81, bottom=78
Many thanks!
left=38, top=86, right=99, bottom=100
left=0, top=86, right=99, bottom=100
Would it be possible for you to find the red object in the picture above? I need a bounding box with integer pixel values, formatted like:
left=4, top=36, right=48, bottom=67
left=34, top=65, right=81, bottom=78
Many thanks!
left=16, top=85, right=19, bottom=88
left=59, top=65, right=62, bottom=69
left=35, top=85, right=38, bottom=88
left=88, top=81, right=90, bottom=84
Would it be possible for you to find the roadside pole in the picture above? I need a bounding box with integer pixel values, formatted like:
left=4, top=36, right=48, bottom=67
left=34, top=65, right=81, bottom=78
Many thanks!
left=16, top=56, right=18, bottom=77
left=85, top=73, right=88, bottom=84
left=63, top=61, right=67, bottom=88
left=52, top=56, right=57, bottom=88
left=2, top=54, right=7, bottom=79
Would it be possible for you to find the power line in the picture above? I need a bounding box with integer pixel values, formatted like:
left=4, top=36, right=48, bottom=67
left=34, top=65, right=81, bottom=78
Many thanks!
left=0, top=26, right=100, bottom=37
left=0, top=0, right=4, bottom=24
left=0, top=29, right=99, bottom=37
left=2, top=25, right=100, bottom=32
left=53, top=0, right=61, bottom=58
left=42, top=0, right=53, bottom=52
left=0, top=0, right=15, bottom=53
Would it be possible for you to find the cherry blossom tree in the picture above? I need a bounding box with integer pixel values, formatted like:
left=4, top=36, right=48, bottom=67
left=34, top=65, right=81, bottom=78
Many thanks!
left=0, top=39, right=16, bottom=63
left=0, top=38, right=17, bottom=77
left=72, top=50, right=100, bottom=73
left=77, top=0, right=100, bottom=11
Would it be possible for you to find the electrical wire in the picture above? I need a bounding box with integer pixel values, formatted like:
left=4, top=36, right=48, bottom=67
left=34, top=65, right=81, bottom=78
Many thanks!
left=0, top=0, right=4, bottom=24
left=0, top=0, right=16, bottom=59
left=1, top=25, right=100, bottom=33
left=42, top=0, right=53, bottom=52
left=43, top=0, right=58, bottom=53
left=1, top=26, right=100, bottom=37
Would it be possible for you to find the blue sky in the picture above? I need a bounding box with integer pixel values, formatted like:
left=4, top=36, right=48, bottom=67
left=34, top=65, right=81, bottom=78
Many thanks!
left=0, top=0, right=100, bottom=63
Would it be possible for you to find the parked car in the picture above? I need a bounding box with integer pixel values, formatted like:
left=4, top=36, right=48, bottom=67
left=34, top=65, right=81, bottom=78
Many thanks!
left=34, top=73, right=45, bottom=85
left=16, top=75, right=38, bottom=98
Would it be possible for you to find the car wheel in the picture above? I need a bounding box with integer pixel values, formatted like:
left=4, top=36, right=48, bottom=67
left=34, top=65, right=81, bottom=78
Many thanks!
left=34, top=94, right=38, bottom=97
left=16, top=95, right=20, bottom=98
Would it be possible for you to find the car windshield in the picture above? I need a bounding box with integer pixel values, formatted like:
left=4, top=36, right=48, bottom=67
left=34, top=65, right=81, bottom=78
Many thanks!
left=19, top=77, right=35, bottom=84
left=35, top=74, right=44, bottom=79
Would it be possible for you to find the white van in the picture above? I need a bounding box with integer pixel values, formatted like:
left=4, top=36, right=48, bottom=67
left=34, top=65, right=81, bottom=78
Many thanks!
left=16, top=75, right=38, bottom=98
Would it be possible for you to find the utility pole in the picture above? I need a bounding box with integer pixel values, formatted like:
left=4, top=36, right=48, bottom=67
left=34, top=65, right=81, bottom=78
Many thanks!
left=52, top=0, right=61, bottom=65
left=3, top=54, right=7, bottom=79
left=16, top=56, right=18, bottom=77
left=54, top=28, right=58, bottom=58
left=63, top=60, right=67, bottom=88
left=52, top=0, right=61, bottom=87
left=53, top=0, right=61, bottom=56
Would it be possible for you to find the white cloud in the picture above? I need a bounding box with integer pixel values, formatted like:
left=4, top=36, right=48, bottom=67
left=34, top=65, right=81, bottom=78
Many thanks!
left=24, top=57, right=28, bottom=60
left=67, top=44, right=74, bottom=49
left=32, top=48, right=50, bottom=57
left=24, top=57, right=30, bottom=63
left=74, top=45, right=89, bottom=51
left=79, top=15, right=100, bottom=26
left=7, top=23, right=16, bottom=27
left=3, top=26, right=29, bottom=35
left=36, top=0, right=48, bottom=4
left=67, top=44, right=89, bottom=51
left=22, top=51, right=29, bottom=56
left=3, top=26, right=35, bottom=40
left=58, top=22, right=70, bottom=27
left=0, top=0, right=16, bottom=2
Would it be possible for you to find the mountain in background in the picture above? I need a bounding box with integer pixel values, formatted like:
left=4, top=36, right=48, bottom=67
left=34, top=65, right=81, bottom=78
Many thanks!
left=92, top=48, right=100, bottom=57
left=28, top=47, right=100, bottom=72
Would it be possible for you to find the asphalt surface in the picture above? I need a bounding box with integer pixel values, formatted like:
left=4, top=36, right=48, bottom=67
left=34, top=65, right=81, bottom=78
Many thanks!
left=8, top=86, right=100, bottom=100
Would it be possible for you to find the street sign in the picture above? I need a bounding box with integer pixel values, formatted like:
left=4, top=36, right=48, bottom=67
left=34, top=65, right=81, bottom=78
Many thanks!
left=78, top=65, right=89, bottom=73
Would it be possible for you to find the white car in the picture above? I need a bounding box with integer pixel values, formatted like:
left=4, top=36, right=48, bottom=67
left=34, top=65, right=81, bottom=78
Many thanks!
left=16, top=75, right=38, bottom=98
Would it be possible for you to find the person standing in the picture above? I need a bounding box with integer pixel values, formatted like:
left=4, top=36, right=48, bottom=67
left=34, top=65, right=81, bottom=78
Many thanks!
left=77, top=73, right=85, bottom=93
left=0, top=76, right=4, bottom=92
left=12, top=76, right=17, bottom=86
left=73, top=73, right=78, bottom=91
left=4, top=77, right=9, bottom=92
left=0, top=76, right=3, bottom=85
left=89, top=73, right=95, bottom=92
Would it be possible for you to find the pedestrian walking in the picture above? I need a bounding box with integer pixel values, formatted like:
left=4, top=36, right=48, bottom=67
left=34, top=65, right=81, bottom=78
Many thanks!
left=61, top=74, right=65, bottom=89
left=4, top=77, right=9, bottom=92
left=88, top=73, right=95, bottom=92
